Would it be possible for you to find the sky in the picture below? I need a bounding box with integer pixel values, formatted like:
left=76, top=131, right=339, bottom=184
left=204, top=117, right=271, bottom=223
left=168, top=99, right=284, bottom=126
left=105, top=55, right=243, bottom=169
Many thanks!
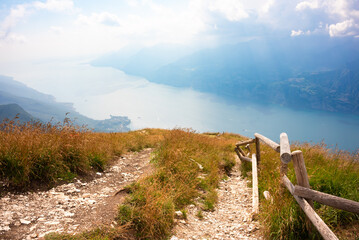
left=0, top=0, right=359, bottom=63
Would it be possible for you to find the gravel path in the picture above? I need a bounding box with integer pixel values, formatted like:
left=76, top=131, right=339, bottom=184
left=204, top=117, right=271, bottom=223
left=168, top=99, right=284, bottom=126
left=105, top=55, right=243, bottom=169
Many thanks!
left=0, top=148, right=153, bottom=240
left=1, top=150, right=263, bottom=240
left=171, top=155, right=262, bottom=240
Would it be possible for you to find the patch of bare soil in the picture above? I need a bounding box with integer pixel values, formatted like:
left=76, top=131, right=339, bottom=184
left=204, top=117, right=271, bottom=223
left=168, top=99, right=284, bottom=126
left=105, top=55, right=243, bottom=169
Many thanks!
left=0, top=148, right=153, bottom=240
left=171, top=155, right=263, bottom=240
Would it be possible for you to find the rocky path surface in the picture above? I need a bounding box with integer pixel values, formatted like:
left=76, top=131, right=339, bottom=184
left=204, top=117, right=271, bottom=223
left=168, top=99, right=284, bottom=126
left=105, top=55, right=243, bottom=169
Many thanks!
left=0, top=148, right=153, bottom=240
left=171, top=155, right=262, bottom=240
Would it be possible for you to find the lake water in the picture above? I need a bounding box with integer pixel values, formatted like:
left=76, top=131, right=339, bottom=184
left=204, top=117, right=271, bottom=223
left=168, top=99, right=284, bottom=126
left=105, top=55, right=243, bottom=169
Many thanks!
left=3, top=61, right=359, bottom=152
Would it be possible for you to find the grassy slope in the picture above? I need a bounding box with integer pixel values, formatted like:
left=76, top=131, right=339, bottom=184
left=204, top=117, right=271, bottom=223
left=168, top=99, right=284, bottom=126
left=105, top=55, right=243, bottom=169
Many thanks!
left=1, top=119, right=358, bottom=239
left=115, top=130, right=238, bottom=239
left=240, top=142, right=359, bottom=240
left=0, top=119, right=164, bottom=188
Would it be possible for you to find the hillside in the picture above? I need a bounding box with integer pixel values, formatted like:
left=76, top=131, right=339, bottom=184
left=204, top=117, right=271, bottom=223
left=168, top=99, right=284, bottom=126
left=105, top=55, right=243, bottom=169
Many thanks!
left=93, top=37, right=359, bottom=115
left=0, top=75, right=130, bottom=132
left=0, top=123, right=358, bottom=239
left=0, top=104, right=36, bottom=123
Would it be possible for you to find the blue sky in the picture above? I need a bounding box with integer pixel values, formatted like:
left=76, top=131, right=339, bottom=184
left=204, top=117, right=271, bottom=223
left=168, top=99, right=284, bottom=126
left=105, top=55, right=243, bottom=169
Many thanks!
left=1, top=0, right=359, bottom=63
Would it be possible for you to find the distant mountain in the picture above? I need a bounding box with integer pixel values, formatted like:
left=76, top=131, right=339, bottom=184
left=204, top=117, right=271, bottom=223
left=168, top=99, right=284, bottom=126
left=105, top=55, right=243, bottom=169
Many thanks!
left=93, top=37, right=359, bottom=114
left=0, top=103, right=36, bottom=123
left=92, top=43, right=197, bottom=77
left=0, top=75, right=130, bottom=132
left=274, top=59, right=359, bottom=113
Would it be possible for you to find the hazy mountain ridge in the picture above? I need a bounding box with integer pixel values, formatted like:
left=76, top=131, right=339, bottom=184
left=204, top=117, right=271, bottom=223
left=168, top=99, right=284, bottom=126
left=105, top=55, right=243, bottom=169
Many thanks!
left=0, top=75, right=131, bottom=132
left=0, top=103, right=36, bottom=123
left=93, top=37, right=359, bottom=114
left=92, top=44, right=197, bottom=77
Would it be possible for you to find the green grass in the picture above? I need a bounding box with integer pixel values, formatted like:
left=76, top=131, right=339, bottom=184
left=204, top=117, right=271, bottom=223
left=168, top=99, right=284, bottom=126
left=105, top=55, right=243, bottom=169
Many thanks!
left=243, top=142, right=359, bottom=239
left=45, top=226, right=129, bottom=240
left=115, top=129, right=239, bottom=239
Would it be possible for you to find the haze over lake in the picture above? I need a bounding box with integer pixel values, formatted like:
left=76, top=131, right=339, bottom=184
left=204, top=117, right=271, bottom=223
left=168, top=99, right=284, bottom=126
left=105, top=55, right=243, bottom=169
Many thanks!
left=4, top=62, right=359, bottom=152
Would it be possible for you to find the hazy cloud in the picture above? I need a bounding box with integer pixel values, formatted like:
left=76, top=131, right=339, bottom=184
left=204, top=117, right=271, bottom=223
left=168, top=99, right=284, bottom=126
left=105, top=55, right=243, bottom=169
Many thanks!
left=208, top=0, right=249, bottom=21
left=50, top=26, right=64, bottom=34
left=5, top=32, right=27, bottom=43
left=2, top=0, right=359, bottom=63
left=0, top=4, right=29, bottom=39
left=33, top=0, right=73, bottom=12
left=0, top=0, right=74, bottom=41
left=76, top=12, right=121, bottom=27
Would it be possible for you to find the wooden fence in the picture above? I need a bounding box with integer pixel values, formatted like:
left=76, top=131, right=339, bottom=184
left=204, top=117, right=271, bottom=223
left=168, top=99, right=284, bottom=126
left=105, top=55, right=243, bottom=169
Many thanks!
left=235, top=132, right=359, bottom=240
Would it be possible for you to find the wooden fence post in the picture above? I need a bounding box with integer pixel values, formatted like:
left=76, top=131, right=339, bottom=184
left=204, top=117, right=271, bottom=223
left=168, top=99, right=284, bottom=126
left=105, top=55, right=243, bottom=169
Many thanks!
left=237, top=146, right=246, bottom=157
left=282, top=176, right=339, bottom=240
left=294, top=185, right=359, bottom=214
left=255, top=137, right=261, bottom=165
left=292, top=150, right=313, bottom=232
left=280, top=133, right=291, bottom=176
left=252, top=153, right=259, bottom=214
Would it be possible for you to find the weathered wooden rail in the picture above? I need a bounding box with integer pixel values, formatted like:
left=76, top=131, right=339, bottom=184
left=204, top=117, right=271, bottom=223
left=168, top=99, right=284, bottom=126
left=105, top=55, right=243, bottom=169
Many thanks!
left=235, top=132, right=359, bottom=240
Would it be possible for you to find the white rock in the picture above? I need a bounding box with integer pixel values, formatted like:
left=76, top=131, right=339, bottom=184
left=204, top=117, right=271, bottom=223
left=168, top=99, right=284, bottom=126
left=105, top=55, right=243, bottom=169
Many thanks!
left=20, top=219, right=31, bottom=225
left=82, top=193, right=91, bottom=198
left=30, top=233, right=38, bottom=238
left=175, top=210, right=183, bottom=218
left=30, top=225, right=37, bottom=231
left=64, top=212, right=74, bottom=217
left=44, top=221, right=60, bottom=225
left=0, top=226, right=11, bottom=231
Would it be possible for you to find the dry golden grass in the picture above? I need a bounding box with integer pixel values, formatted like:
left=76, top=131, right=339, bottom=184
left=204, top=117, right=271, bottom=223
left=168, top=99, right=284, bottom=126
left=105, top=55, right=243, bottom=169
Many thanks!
left=7, top=118, right=357, bottom=239
left=0, top=119, right=164, bottom=188
left=1, top=119, right=244, bottom=239
left=116, top=129, right=243, bottom=239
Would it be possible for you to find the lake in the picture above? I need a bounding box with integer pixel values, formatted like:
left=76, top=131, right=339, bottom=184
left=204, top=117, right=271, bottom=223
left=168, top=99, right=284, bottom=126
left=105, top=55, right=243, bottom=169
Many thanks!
left=4, top=61, right=359, bottom=152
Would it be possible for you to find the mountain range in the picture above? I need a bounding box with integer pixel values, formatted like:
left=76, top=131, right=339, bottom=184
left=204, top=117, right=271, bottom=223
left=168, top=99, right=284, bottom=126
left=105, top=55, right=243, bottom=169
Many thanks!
left=0, top=75, right=130, bottom=132
left=93, top=37, right=359, bottom=115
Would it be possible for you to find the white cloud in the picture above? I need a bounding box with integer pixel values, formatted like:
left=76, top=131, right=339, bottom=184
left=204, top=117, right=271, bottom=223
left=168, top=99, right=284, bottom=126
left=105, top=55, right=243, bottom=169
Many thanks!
left=126, top=0, right=139, bottom=7
left=1, top=4, right=29, bottom=39
left=296, top=0, right=319, bottom=11
left=33, top=0, right=73, bottom=12
left=74, top=2, right=208, bottom=47
left=3, top=0, right=359, bottom=64
left=290, top=29, right=312, bottom=36
left=291, top=29, right=304, bottom=36
left=295, top=0, right=359, bottom=37
left=329, top=19, right=358, bottom=36
left=260, top=0, right=275, bottom=14
left=208, top=0, right=249, bottom=21
left=76, top=12, right=121, bottom=27
left=0, top=0, right=74, bottom=41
